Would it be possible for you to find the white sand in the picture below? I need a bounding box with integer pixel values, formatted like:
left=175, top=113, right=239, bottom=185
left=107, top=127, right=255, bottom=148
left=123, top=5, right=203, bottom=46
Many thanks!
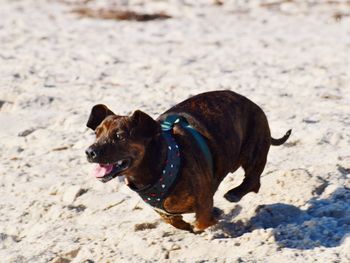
left=1, top=0, right=350, bottom=262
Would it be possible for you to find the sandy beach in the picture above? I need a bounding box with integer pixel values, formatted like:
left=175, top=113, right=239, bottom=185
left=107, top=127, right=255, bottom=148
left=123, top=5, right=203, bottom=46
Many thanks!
left=1, top=0, right=350, bottom=262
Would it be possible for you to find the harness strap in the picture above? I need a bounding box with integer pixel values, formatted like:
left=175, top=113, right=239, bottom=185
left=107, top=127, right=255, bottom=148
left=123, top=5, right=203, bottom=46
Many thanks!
left=162, top=115, right=213, bottom=174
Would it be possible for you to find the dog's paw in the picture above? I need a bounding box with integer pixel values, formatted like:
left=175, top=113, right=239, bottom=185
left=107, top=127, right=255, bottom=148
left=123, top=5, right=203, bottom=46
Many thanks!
left=193, top=217, right=218, bottom=233
left=223, top=191, right=242, bottom=203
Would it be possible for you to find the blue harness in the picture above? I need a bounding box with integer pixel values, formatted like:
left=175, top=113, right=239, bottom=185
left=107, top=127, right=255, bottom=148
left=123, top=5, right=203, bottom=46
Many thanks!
left=128, top=114, right=213, bottom=214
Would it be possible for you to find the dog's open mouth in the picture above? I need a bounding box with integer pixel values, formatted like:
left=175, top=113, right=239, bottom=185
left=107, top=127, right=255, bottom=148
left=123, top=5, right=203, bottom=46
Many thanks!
left=93, top=159, right=131, bottom=183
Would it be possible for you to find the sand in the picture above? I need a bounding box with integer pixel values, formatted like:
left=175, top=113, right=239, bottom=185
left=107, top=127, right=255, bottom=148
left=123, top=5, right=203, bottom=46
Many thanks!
left=1, top=0, right=350, bottom=262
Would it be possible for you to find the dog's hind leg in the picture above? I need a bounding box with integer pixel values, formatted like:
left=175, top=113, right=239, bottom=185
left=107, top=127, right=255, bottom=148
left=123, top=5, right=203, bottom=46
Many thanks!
left=224, top=161, right=265, bottom=202
left=224, top=137, right=270, bottom=203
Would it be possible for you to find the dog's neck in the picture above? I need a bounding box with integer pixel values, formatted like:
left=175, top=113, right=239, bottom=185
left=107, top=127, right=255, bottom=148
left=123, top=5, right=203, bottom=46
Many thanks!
left=125, top=134, right=167, bottom=189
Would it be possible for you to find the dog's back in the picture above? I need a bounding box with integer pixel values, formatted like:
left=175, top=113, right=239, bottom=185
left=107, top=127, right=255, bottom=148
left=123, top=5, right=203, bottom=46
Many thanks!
left=158, top=90, right=271, bottom=181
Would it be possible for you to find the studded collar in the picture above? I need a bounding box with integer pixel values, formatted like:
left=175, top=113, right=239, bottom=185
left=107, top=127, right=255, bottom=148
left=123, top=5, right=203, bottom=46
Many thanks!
left=127, top=129, right=181, bottom=214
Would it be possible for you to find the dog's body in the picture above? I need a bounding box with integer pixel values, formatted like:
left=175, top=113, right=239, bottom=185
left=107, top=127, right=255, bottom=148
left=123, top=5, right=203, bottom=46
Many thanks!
left=86, top=90, right=291, bottom=232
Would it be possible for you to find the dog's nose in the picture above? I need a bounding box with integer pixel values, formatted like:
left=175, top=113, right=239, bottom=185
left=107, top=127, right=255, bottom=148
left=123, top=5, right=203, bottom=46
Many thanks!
left=85, top=147, right=97, bottom=160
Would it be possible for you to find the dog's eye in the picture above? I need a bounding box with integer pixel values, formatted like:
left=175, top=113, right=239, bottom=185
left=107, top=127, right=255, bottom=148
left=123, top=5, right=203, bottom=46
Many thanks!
left=115, top=132, right=126, bottom=140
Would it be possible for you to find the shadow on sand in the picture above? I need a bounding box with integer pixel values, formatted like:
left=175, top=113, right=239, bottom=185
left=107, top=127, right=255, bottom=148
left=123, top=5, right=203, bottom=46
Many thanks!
left=214, top=187, right=350, bottom=249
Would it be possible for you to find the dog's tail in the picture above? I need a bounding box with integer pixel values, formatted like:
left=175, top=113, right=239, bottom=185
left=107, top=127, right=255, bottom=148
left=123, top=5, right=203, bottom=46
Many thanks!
left=271, top=129, right=292, bottom=146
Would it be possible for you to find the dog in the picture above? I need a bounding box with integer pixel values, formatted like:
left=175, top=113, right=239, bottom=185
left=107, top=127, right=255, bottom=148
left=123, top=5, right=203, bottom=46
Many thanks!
left=85, top=90, right=291, bottom=233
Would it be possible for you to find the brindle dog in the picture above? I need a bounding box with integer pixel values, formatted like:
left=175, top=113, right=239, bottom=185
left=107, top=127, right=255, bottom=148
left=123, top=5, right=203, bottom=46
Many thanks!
left=85, top=90, right=291, bottom=232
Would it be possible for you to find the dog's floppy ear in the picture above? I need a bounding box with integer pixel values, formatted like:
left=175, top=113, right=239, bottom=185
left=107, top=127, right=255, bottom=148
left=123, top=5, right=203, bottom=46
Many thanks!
left=86, top=104, right=115, bottom=130
left=130, top=110, right=160, bottom=138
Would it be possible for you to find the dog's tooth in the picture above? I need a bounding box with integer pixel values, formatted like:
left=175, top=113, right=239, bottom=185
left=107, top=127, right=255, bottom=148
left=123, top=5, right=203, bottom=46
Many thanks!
left=117, top=160, right=123, bottom=165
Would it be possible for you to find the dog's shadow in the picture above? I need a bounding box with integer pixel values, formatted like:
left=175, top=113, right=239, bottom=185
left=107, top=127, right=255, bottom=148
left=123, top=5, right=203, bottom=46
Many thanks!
left=213, top=187, right=350, bottom=249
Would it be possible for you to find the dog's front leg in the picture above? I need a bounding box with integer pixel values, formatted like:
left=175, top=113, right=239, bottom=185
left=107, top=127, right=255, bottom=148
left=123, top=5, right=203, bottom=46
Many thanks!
left=193, top=197, right=217, bottom=232
left=156, top=211, right=194, bottom=233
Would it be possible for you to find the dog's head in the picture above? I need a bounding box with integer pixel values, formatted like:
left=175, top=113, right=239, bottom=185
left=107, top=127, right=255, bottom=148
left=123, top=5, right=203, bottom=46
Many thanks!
left=85, top=104, right=160, bottom=182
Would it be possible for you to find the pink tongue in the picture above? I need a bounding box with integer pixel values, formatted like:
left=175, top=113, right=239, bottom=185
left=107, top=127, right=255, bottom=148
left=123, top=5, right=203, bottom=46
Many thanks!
left=93, top=164, right=113, bottom=178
